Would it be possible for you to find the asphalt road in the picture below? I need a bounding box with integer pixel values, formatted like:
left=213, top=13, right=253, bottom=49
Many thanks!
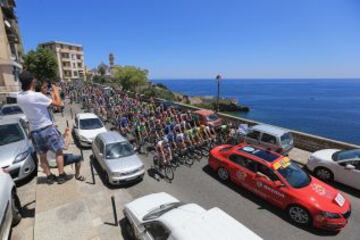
left=70, top=103, right=360, bottom=240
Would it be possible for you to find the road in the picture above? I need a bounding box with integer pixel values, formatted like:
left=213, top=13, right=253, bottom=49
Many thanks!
left=72, top=103, right=360, bottom=240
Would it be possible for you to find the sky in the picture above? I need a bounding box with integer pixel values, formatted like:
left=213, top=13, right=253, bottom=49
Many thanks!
left=17, top=0, right=360, bottom=79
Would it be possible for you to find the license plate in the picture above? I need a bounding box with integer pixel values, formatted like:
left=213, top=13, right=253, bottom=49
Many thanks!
left=335, top=193, right=345, bottom=207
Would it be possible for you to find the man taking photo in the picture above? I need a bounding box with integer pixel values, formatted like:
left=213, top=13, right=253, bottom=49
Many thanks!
left=17, top=71, right=70, bottom=184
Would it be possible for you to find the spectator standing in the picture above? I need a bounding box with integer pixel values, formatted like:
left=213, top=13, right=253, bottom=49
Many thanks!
left=17, top=71, right=71, bottom=184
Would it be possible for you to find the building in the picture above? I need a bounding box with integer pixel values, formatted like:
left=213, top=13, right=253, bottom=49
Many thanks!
left=0, top=0, right=23, bottom=94
left=39, top=41, right=86, bottom=81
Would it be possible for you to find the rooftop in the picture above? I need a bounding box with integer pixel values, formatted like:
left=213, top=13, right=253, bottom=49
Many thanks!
left=39, top=41, right=82, bottom=48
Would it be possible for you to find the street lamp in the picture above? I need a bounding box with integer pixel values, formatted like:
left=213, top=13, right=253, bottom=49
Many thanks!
left=216, top=74, right=222, bottom=113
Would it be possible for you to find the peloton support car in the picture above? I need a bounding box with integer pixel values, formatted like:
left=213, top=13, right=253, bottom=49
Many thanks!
left=0, top=169, right=22, bottom=239
left=209, top=143, right=351, bottom=231
left=123, top=192, right=263, bottom=240
left=193, top=109, right=223, bottom=128
left=244, top=124, right=294, bottom=155
left=307, top=148, right=360, bottom=190
left=73, top=113, right=107, bottom=147
left=92, top=131, right=145, bottom=185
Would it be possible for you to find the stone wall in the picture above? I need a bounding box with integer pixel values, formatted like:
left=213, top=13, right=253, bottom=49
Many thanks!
left=156, top=98, right=360, bottom=153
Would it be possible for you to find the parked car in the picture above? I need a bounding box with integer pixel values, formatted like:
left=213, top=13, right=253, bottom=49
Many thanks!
left=73, top=113, right=107, bottom=147
left=193, top=109, right=223, bottom=128
left=307, top=149, right=360, bottom=190
left=0, top=104, right=27, bottom=122
left=123, top=192, right=262, bottom=240
left=0, top=169, right=22, bottom=239
left=92, top=131, right=145, bottom=185
left=0, top=116, right=37, bottom=181
left=208, top=143, right=351, bottom=231
left=244, top=124, right=294, bottom=155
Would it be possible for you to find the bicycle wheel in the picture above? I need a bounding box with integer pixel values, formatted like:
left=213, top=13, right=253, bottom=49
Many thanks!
left=201, top=148, right=209, bottom=157
left=185, top=156, right=194, bottom=166
left=164, top=166, right=174, bottom=182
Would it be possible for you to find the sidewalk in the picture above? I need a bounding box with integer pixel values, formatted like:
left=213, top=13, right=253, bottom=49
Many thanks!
left=33, top=104, right=133, bottom=240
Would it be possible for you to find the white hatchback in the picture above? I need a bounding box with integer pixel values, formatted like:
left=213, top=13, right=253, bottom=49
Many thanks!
left=123, top=192, right=262, bottom=240
left=307, top=149, right=360, bottom=190
left=73, top=113, right=107, bottom=147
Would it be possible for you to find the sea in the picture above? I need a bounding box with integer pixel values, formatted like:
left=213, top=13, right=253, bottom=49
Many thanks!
left=152, top=79, right=360, bottom=145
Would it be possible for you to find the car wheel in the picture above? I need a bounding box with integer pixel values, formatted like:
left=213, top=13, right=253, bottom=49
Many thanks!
left=104, top=172, right=111, bottom=185
left=11, top=191, right=22, bottom=226
left=217, top=167, right=229, bottom=182
left=288, top=205, right=311, bottom=226
left=124, top=217, right=136, bottom=240
left=314, top=167, right=334, bottom=182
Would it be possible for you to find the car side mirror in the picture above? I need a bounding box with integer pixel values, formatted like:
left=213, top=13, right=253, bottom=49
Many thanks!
left=345, top=164, right=355, bottom=170
left=274, top=180, right=285, bottom=188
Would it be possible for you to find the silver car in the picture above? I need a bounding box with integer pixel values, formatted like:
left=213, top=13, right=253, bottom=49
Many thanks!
left=0, top=170, right=22, bottom=239
left=92, top=131, right=145, bottom=185
left=0, top=116, right=37, bottom=181
left=0, top=104, right=27, bottom=122
left=244, top=124, right=294, bottom=155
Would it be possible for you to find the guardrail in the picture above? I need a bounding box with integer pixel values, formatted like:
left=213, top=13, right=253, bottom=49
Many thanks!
left=154, top=98, right=360, bottom=153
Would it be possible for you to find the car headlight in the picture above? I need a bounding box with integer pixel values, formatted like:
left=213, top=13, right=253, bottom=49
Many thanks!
left=14, top=148, right=31, bottom=164
left=320, top=211, right=342, bottom=219
left=79, top=135, right=90, bottom=142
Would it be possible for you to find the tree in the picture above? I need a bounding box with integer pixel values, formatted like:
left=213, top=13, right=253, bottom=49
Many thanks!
left=98, top=65, right=106, bottom=76
left=112, top=65, right=149, bottom=92
left=23, top=47, right=58, bottom=83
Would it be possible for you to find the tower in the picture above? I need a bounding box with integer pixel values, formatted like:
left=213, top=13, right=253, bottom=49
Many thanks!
left=109, top=53, right=114, bottom=67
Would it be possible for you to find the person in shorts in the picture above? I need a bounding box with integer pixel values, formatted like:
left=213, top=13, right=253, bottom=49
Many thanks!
left=17, top=71, right=71, bottom=184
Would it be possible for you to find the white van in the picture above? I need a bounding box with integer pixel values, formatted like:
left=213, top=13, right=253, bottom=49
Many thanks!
left=244, top=124, right=294, bottom=155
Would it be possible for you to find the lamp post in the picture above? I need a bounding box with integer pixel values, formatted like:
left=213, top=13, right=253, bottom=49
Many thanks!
left=216, top=74, right=222, bottom=113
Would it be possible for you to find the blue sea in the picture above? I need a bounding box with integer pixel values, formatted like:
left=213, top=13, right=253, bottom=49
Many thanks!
left=152, top=79, right=360, bottom=145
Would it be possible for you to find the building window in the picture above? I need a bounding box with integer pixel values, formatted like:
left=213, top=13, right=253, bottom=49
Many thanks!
left=69, top=46, right=73, bottom=50
left=76, top=54, right=81, bottom=60
left=73, top=71, right=78, bottom=77
left=77, top=63, right=82, bottom=68
left=72, top=63, right=76, bottom=68
left=71, top=54, right=75, bottom=59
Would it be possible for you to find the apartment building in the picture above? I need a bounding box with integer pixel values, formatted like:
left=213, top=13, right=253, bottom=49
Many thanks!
left=0, top=0, right=23, bottom=93
left=39, top=41, right=86, bottom=81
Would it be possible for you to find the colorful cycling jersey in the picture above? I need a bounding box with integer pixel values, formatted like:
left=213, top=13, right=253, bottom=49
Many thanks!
left=165, top=132, right=175, bottom=142
left=176, top=133, right=185, bottom=142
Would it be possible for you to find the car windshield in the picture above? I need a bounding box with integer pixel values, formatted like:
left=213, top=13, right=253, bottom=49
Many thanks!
left=281, top=133, right=293, bottom=147
left=277, top=162, right=311, bottom=188
left=106, top=142, right=134, bottom=159
left=0, top=123, right=25, bottom=146
left=207, top=114, right=218, bottom=121
left=333, top=149, right=360, bottom=161
left=1, top=106, right=23, bottom=115
left=79, top=118, right=103, bottom=130
left=143, top=202, right=185, bottom=221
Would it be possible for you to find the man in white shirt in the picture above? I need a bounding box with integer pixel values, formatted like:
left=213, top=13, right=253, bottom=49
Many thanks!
left=17, top=71, right=70, bottom=184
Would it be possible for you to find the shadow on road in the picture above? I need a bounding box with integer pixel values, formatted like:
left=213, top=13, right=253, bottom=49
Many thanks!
left=202, top=165, right=340, bottom=237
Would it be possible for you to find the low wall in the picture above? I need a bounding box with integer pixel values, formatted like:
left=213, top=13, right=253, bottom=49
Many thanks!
left=155, top=98, right=359, bottom=153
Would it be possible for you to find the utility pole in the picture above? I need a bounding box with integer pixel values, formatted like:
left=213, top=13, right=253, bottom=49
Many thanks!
left=216, top=74, right=222, bottom=113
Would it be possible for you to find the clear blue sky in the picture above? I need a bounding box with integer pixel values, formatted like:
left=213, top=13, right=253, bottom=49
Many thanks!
left=17, top=0, right=360, bottom=79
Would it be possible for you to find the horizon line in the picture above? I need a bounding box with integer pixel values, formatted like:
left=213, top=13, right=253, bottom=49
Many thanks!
left=150, top=77, right=360, bottom=80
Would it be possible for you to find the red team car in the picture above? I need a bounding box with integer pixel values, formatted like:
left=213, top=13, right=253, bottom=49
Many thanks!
left=209, top=143, right=351, bottom=231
